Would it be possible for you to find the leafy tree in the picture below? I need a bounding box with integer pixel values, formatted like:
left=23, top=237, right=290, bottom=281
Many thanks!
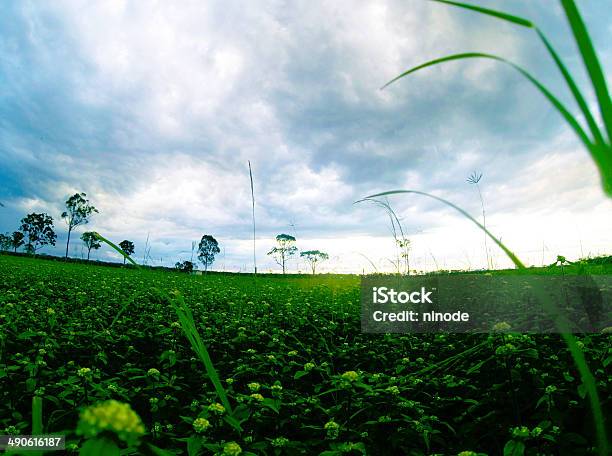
left=118, top=240, right=135, bottom=264
left=175, top=260, right=194, bottom=273
left=300, top=250, right=329, bottom=275
left=20, top=213, right=56, bottom=254
left=197, top=235, right=220, bottom=273
left=9, top=231, right=24, bottom=252
left=81, top=231, right=101, bottom=260
left=62, top=193, right=98, bottom=258
left=0, top=233, right=11, bottom=251
left=267, top=234, right=297, bottom=274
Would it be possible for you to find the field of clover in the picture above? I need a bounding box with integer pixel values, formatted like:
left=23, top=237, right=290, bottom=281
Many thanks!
left=0, top=254, right=610, bottom=456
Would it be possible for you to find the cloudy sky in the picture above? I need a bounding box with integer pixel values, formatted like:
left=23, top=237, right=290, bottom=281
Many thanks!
left=1, top=0, right=611, bottom=273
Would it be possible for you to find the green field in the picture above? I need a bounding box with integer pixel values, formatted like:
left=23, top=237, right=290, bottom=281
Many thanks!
left=0, top=254, right=610, bottom=455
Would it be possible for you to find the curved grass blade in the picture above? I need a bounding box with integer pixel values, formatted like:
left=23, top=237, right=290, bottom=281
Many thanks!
left=169, top=291, right=234, bottom=417
left=561, top=0, right=612, bottom=143
left=429, top=0, right=606, bottom=147
left=381, top=53, right=612, bottom=195
left=381, top=53, right=591, bottom=147
left=429, top=0, right=532, bottom=27
left=357, top=190, right=608, bottom=455
left=93, top=232, right=139, bottom=267
left=357, top=189, right=525, bottom=268
left=92, top=232, right=235, bottom=422
left=535, top=29, right=606, bottom=146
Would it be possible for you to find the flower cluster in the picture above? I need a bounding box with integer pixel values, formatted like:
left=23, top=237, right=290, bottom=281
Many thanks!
left=324, top=420, right=340, bottom=439
left=208, top=402, right=225, bottom=414
left=77, top=400, right=145, bottom=446
left=271, top=437, right=289, bottom=447
left=192, top=417, right=210, bottom=433
left=77, top=367, right=92, bottom=378
left=492, top=321, right=511, bottom=332
left=223, top=441, right=242, bottom=455
left=147, top=368, right=160, bottom=377
left=247, top=382, right=261, bottom=392
left=340, top=371, right=359, bottom=382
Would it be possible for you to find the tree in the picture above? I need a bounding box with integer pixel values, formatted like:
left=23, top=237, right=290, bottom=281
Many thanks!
left=197, top=235, right=220, bottom=273
left=118, top=240, right=135, bottom=264
left=20, top=213, right=56, bottom=254
left=0, top=233, right=11, bottom=251
left=175, top=260, right=194, bottom=273
left=300, top=250, right=329, bottom=275
left=81, top=231, right=101, bottom=260
left=267, top=234, right=297, bottom=274
left=9, top=231, right=24, bottom=252
left=62, top=193, right=98, bottom=259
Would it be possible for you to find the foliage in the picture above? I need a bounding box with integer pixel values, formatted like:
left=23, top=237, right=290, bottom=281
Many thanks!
left=118, top=240, right=135, bottom=265
left=175, top=260, right=194, bottom=273
left=80, top=232, right=102, bottom=261
left=19, top=213, right=56, bottom=255
left=300, top=250, right=329, bottom=275
left=197, top=235, right=220, bottom=273
left=0, top=233, right=11, bottom=251
left=7, top=232, right=25, bottom=253
left=267, top=234, right=297, bottom=274
left=62, top=193, right=98, bottom=259
left=0, top=255, right=609, bottom=455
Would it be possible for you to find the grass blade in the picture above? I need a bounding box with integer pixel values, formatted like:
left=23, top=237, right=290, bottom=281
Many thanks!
left=429, top=0, right=606, bottom=146
left=357, top=190, right=525, bottom=268
left=381, top=53, right=612, bottom=195
left=560, top=0, right=612, bottom=143
left=535, top=29, right=606, bottom=146
left=32, top=396, right=43, bottom=434
left=169, top=291, right=233, bottom=416
left=358, top=190, right=608, bottom=455
left=93, top=232, right=139, bottom=267
left=429, top=0, right=532, bottom=27
left=381, top=53, right=591, bottom=148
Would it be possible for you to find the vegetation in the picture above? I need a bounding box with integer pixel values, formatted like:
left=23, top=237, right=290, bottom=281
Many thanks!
left=19, top=213, right=57, bottom=255
left=267, top=234, right=298, bottom=275
left=176, top=260, right=195, bottom=274
left=0, top=254, right=609, bottom=455
left=197, top=236, right=221, bottom=274
left=300, top=250, right=330, bottom=275
left=62, top=193, right=98, bottom=259
left=119, top=240, right=136, bottom=265
left=80, top=232, right=102, bottom=261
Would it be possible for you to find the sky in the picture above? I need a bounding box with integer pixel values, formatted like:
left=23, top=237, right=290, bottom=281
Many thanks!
left=1, top=0, right=611, bottom=273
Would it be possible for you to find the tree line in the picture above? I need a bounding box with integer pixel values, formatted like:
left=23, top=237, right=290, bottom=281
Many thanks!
left=0, top=193, right=330, bottom=274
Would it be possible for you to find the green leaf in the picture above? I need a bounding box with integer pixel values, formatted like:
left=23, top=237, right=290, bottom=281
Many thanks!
left=503, top=440, right=525, bottom=456
left=561, top=0, right=612, bottom=144
left=187, top=437, right=203, bottom=456
left=294, top=370, right=308, bottom=380
left=79, top=437, right=121, bottom=456
left=32, top=396, right=43, bottom=435
left=147, top=443, right=177, bottom=456
left=262, top=398, right=280, bottom=414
